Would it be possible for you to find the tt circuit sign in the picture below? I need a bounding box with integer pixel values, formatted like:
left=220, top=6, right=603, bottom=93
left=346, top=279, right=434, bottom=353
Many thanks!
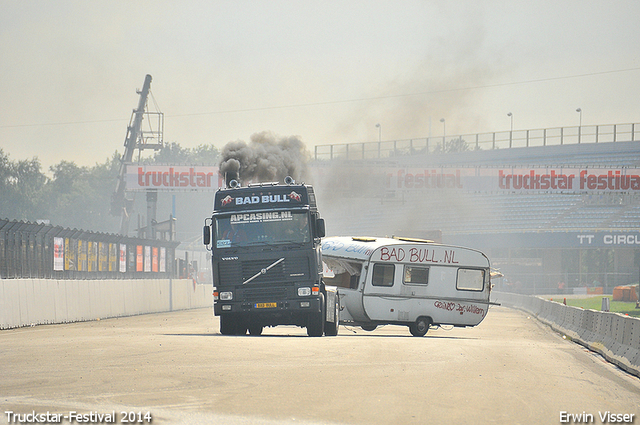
left=126, top=165, right=222, bottom=192
left=577, top=233, right=640, bottom=247
left=448, top=231, right=640, bottom=250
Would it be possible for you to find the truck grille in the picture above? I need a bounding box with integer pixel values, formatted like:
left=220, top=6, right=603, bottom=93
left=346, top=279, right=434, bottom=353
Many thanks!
left=242, top=286, right=288, bottom=302
left=283, top=256, right=310, bottom=279
left=218, top=257, right=310, bottom=286
left=218, top=261, right=241, bottom=284
left=242, top=259, right=285, bottom=282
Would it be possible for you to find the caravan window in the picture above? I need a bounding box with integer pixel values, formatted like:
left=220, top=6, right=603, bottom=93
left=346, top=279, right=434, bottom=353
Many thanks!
left=403, top=266, right=429, bottom=285
left=456, top=268, right=485, bottom=291
left=372, top=263, right=395, bottom=287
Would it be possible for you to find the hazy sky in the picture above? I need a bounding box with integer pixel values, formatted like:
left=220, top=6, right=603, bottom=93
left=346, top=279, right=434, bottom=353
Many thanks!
left=1, top=0, right=639, bottom=171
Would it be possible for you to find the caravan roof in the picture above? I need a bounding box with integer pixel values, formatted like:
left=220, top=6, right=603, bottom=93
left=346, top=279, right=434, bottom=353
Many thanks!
left=321, top=236, right=490, bottom=268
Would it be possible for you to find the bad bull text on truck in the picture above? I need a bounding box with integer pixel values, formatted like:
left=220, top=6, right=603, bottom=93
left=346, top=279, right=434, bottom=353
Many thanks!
left=203, top=177, right=339, bottom=337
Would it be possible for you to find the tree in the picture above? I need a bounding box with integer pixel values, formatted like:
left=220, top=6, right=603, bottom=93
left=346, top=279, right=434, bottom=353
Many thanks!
left=148, top=142, right=191, bottom=164
left=41, top=154, right=120, bottom=232
left=0, top=149, right=47, bottom=221
left=48, top=161, right=83, bottom=194
left=0, top=142, right=220, bottom=233
left=191, top=144, right=220, bottom=164
left=434, top=137, right=470, bottom=154
left=147, top=142, right=219, bottom=164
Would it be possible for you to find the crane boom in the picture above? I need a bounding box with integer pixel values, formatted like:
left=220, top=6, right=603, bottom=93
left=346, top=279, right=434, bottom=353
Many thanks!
left=111, top=74, right=157, bottom=235
left=124, top=74, right=152, bottom=162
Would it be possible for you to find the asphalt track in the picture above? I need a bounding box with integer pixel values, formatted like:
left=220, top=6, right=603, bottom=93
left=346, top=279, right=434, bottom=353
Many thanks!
left=1, top=306, right=639, bottom=425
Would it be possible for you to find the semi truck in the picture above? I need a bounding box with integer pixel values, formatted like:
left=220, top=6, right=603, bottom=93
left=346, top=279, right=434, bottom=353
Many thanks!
left=203, top=178, right=339, bottom=337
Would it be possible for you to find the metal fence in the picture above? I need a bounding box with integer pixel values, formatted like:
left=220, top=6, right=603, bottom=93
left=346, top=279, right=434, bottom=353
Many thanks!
left=314, top=122, right=640, bottom=161
left=0, top=218, right=179, bottom=279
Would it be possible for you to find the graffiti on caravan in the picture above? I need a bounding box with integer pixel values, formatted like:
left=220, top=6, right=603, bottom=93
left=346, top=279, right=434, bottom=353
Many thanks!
left=126, top=165, right=222, bottom=191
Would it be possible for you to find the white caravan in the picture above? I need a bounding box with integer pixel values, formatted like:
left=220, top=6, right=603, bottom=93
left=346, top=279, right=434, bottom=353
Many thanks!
left=322, top=236, right=495, bottom=336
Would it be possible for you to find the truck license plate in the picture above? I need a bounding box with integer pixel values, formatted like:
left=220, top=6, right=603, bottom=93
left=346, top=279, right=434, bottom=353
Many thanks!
left=254, top=302, right=277, bottom=309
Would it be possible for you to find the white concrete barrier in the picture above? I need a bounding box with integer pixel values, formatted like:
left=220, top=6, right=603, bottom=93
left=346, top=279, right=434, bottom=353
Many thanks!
left=0, top=279, right=213, bottom=329
left=492, top=291, right=640, bottom=378
left=629, top=320, right=640, bottom=369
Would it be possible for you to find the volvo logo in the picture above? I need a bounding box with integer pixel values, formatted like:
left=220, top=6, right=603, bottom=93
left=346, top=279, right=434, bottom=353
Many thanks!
left=221, top=256, right=239, bottom=261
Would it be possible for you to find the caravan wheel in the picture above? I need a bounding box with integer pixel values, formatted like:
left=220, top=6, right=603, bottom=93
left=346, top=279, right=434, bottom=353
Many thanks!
left=409, top=317, right=431, bottom=337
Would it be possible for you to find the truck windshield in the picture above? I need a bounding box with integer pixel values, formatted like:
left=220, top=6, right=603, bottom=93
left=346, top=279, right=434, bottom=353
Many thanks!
left=214, top=210, right=311, bottom=248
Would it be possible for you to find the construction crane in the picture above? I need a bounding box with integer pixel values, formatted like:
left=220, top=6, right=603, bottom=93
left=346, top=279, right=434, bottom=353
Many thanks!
left=110, top=74, right=163, bottom=235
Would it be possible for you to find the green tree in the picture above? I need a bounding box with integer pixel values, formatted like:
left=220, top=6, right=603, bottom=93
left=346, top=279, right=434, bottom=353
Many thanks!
left=48, top=161, right=83, bottom=194
left=148, top=142, right=192, bottom=164
left=147, top=142, right=219, bottom=164
left=0, top=142, right=220, bottom=233
left=434, top=137, right=470, bottom=154
left=191, top=144, right=220, bottom=164
left=0, top=149, right=47, bottom=221
left=43, top=161, right=90, bottom=229
left=43, top=153, right=120, bottom=232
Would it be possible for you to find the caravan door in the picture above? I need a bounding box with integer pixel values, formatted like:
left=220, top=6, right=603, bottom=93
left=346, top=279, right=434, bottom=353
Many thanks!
left=362, top=261, right=409, bottom=322
left=322, top=257, right=369, bottom=323
left=339, top=278, right=369, bottom=323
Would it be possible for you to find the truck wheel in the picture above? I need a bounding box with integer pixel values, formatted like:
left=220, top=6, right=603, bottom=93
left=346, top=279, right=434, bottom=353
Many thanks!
left=248, top=324, right=263, bottom=336
left=361, top=325, right=377, bottom=331
left=219, top=315, right=236, bottom=335
left=409, top=317, right=431, bottom=337
left=324, top=296, right=339, bottom=336
left=307, top=294, right=325, bottom=337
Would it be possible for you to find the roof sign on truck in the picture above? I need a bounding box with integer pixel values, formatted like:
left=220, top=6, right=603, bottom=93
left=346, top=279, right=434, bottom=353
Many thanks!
left=217, top=188, right=307, bottom=210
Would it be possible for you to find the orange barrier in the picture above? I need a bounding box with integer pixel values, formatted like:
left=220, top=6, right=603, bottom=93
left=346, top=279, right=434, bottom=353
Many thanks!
left=612, top=286, right=638, bottom=302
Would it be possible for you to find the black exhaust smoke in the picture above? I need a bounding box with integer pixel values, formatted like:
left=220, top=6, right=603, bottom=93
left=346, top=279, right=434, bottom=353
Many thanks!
left=219, top=131, right=309, bottom=187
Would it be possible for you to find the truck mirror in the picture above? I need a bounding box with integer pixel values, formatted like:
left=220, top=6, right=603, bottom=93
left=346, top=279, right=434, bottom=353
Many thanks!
left=203, top=225, right=211, bottom=245
left=316, top=218, right=326, bottom=238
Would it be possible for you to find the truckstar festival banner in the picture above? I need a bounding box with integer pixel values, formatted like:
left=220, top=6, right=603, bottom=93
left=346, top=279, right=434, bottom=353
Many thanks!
left=127, top=164, right=640, bottom=194
left=386, top=167, right=640, bottom=193
left=126, top=165, right=222, bottom=192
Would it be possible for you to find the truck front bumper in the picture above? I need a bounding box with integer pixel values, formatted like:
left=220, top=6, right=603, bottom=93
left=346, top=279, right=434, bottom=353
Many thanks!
left=214, top=296, right=322, bottom=315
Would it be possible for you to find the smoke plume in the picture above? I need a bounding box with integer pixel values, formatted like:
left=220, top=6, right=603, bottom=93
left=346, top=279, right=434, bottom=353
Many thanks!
left=219, top=131, right=310, bottom=186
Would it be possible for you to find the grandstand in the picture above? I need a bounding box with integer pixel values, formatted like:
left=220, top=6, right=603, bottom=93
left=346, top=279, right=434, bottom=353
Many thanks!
left=311, top=123, right=640, bottom=295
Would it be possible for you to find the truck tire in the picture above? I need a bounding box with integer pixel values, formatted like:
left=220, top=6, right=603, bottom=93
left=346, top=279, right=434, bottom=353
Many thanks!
left=307, top=294, right=325, bottom=337
left=324, top=296, right=340, bottom=336
left=219, top=315, right=236, bottom=335
left=361, top=324, right=377, bottom=331
left=248, top=323, right=263, bottom=336
left=409, top=316, right=431, bottom=337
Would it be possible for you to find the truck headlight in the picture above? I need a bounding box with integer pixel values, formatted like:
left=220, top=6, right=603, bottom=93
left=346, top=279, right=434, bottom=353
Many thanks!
left=298, top=287, right=311, bottom=296
left=220, top=291, right=233, bottom=301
